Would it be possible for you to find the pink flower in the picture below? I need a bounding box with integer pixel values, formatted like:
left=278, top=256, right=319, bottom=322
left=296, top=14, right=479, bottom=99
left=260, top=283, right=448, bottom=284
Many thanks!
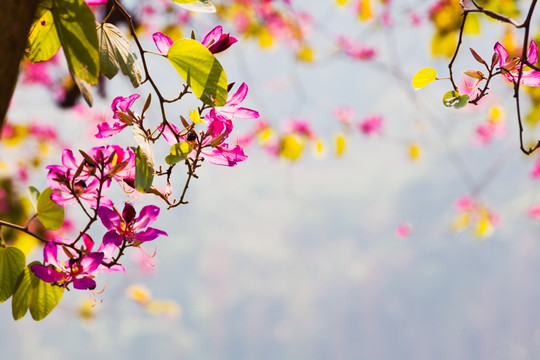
left=201, top=25, right=238, bottom=54
left=98, top=203, right=167, bottom=247
left=85, top=0, right=107, bottom=5
left=528, top=204, right=540, bottom=219
left=152, top=32, right=173, bottom=55
left=337, top=35, right=376, bottom=60
left=217, top=82, right=259, bottom=120
left=201, top=143, right=248, bottom=167
left=31, top=236, right=107, bottom=290
left=358, top=115, right=383, bottom=135
left=494, top=40, right=540, bottom=86
left=395, top=222, right=412, bottom=238
left=96, top=94, right=140, bottom=138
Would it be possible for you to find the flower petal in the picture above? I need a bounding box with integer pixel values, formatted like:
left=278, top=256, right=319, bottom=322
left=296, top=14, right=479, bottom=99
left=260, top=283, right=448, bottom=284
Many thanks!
left=73, top=277, right=97, bottom=290
left=494, top=42, right=508, bottom=66
left=528, top=40, right=538, bottom=65
left=98, top=206, right=120, bottom=230
left=135, top=228, right=168, bottom=242
left=152, top=32, right=173, bottom=55
left=133, top=205, right=161, bottom=230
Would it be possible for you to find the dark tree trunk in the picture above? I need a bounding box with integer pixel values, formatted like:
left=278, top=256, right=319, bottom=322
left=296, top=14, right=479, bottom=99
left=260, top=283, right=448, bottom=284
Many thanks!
left=0, top=0, right=39, bottom=135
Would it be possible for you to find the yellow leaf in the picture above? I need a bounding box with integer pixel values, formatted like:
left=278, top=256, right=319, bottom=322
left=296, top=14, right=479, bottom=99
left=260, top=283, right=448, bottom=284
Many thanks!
left=463, top=13, right=480, bottom=35
left=412, top=67, right=437, bottom=89
left=189, top=109, right=205, bottom=124
left=358, top=0, right=373, bottom=20
left=257, top=128, right=274, bottom=145
left=474, top=216, right=493, bottom=238
left=431, top=31, right=457, bottom=58
left=280, top=134, right=304, bottom=161
left=12, top=233, right=40, bottom=256
left=126, top=284, right=152, bottom=306
left=409, top=143, right=421, bottom=160
left=451, top=213, right=470, bottom=232
left=147, top=300, right=182, bottom=316
left=335, top=133, right=346, bottom=157
left=257, top=28, right=273, bottom=48
left=297, top=46, right=314, bottom=63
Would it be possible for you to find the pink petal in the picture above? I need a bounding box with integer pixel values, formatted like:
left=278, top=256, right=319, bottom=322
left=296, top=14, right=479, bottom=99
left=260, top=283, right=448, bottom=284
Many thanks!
left=519, top=70, right=540, bottom=86
left=152, top=32, right=173, bottom=55
left=528, top=40, right=538, bottom=64
left=79, top=252, right=105, bottom=274
left=494, top=42, right=508, bottom=66
left=98, top=207, right=120, bottom=231
left=135, top=228, right=168, bottom=242
left=226, top=82, right=248, bottom=106
left=73, top=277, right=97, bottom=290
left=31, top=264, right=65, bottom=283
left=133, top=205, right=160, bottom=230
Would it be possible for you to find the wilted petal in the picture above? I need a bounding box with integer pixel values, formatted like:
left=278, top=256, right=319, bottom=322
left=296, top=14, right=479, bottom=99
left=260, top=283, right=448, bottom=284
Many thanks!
left=153, top=32, right=173, bottom=55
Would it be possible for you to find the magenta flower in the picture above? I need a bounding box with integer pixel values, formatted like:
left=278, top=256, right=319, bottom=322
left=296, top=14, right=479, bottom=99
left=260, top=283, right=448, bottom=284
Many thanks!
left=217, top=82, right=259, bottom=120
left=494, top=40, right=540, bottom=86
left=358, top=115, right=383, bottom=136
left=31, top=238, right=104, bottom=290
left=96, top=94, right=140, bottom=138
left=201, top=143, right=248, bottom=167
left=152, top=32, right=173, bottom=55
left=201, top=26, right=237, bottom=54
left=98, top=203, right=167, bottom=247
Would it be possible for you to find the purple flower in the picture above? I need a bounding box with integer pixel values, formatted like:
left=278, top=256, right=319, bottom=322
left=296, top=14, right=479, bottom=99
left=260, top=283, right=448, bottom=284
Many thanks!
left=31, top=237, right=105, bottom=290
left=217, top=82, right=259, bottom=120
left=98, top=203, right=167, bottom=247
left=494, top=40, right=540, bottom=86
left=201, top=25, right=237, bottom=54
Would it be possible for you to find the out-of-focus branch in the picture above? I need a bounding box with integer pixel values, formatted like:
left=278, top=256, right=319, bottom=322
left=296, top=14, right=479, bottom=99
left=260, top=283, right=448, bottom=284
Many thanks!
left=0, top=0, right=39, bottom=136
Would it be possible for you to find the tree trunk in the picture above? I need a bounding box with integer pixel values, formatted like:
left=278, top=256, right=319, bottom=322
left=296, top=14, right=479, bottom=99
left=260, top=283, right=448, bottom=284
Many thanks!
left=0, top=0, right=39, bottom=135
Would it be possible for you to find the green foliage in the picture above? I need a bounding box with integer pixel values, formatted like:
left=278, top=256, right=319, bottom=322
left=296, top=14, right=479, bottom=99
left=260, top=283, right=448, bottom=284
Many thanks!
left=37, top=188, right=65, bottom=230
left=12, top=263, right=64, bottom=321
left=442, top=90, right=470, bottom=109
left=134, top=146, right=155, bottom=192
left=51, top=0, right=99, bottom=85
left=0, top=247, right=26, bottom=303
left=166, top=142, right=192, bottom=165
left=25, top=0, right=61, bottom=62
left=97, top=23, right=143, bottom=87
left=167, top=39, right=228, bottom=106
left=26, top=186, right=40, bottom=212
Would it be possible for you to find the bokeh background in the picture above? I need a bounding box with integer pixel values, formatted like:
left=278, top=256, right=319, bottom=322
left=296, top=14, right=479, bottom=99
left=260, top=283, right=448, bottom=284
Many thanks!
left=3, top=1, right=540, bottom=359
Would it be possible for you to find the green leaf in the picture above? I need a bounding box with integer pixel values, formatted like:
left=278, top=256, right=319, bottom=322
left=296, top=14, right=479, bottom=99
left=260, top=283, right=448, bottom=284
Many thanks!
left=97, top=23, right=143, bottom=87
left=25, top=0, right=61, bottom=62
left=442, top=90, right=460, bottom=107
left=412, top=67, right=437, bottom=89
left=134, top=146, right=154, bottom=193
left=454, top=94, right=470, bottom=109
left=167, top=39, right=227, bottom=106
left=28, top=271, right=64, bottom=321
left=165, top=142, right=192, bottom=165
left=37, top=188, right=65, bottom=230
left=172, top=0, right=216, bottom=13
left=11, top=266, right=32, bottom=320
left=0, top=247, right=26, bottom=303
left=11, top=263, right=64, bottom=321
left=27, top=186, right=41, bottom=212
left=51, top=0, right=99, bottom=85
left=442, top=91, right=470, bottom=109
